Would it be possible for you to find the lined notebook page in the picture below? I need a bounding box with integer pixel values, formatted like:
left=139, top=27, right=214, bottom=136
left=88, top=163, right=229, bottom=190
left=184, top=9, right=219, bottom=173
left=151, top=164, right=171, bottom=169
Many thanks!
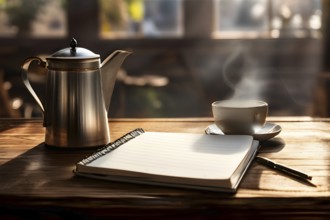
left=87, top=132, right=254, bottom=180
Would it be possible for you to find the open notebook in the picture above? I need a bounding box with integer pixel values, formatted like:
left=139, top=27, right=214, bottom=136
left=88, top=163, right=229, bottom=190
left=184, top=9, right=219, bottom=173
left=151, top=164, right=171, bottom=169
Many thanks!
left=74, top=129, right=259, bottom=192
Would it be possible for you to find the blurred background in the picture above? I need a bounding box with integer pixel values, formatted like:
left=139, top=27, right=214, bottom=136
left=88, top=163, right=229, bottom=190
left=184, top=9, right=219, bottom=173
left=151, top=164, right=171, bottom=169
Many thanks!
left=0, top=0, right=328, bottom=118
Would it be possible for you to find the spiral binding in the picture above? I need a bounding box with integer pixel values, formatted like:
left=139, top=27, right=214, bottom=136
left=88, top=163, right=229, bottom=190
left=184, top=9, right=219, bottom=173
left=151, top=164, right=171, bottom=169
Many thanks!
left=78, top=128, right=145, bottom=165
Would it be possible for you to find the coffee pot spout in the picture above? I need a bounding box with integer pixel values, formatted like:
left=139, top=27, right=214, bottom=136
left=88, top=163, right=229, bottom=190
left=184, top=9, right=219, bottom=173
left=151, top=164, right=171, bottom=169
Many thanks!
left=101, top=50, right=131, bottom=112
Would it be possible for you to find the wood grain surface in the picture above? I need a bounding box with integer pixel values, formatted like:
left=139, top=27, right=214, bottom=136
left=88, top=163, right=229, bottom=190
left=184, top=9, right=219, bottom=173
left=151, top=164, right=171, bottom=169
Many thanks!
left=0, top=118, right=329, bottom=219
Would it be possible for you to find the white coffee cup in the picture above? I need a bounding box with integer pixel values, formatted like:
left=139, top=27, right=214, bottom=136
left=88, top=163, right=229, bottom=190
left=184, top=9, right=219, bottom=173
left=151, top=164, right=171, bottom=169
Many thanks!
left=212, top=100, right=268, bottom=135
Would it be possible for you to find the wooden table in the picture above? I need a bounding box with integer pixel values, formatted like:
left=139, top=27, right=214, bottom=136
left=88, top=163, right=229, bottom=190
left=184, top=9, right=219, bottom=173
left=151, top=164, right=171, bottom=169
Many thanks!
left=0, top=117, right=329, bottom=219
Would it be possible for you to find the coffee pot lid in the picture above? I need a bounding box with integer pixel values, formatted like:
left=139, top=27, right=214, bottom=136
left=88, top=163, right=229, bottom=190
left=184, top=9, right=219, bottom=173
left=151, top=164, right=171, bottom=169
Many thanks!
left=48, top=38, right=100, bottom=59
left=46, top=38, right=101, bottom=70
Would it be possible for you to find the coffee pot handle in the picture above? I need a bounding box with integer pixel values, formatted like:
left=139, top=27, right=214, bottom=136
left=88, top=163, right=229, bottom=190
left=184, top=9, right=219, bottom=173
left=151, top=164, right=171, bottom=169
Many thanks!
left=21, top=57, right=46, bottom=114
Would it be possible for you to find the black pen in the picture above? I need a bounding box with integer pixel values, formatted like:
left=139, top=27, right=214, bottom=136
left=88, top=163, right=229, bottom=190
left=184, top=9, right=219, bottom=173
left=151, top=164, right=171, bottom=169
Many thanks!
left=255, top=156, right=313, bottom=181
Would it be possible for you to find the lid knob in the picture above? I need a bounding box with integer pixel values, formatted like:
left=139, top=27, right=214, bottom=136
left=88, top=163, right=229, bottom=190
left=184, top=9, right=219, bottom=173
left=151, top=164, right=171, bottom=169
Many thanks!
left=70, top=38, right=77, bottom=52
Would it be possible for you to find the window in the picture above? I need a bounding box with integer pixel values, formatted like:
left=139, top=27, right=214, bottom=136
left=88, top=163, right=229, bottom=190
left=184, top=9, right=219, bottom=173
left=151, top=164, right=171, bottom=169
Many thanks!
left=213, top=0, right=269, bottom=38
left=99, top=0, right=183, bottom=38
left=270, top=0, right=322, bottom=38
left=213, top=0, right=322, bottom=39
left=0, top=0, right=67, bottom=38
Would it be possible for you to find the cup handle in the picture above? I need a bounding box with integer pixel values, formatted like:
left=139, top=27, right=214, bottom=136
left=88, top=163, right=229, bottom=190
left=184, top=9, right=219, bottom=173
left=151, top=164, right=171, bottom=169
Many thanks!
left=21, top=56, right=46, bottom=114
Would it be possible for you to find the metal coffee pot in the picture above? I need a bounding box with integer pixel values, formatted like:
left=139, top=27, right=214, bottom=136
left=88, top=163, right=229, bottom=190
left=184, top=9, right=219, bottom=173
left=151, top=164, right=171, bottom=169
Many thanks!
left=21, top=38, right=131, bottom=148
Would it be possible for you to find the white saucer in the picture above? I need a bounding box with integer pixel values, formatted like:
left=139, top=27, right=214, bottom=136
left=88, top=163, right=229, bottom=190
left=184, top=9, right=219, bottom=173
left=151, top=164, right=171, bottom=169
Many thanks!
left=205, top=122, right=282, bottom=141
